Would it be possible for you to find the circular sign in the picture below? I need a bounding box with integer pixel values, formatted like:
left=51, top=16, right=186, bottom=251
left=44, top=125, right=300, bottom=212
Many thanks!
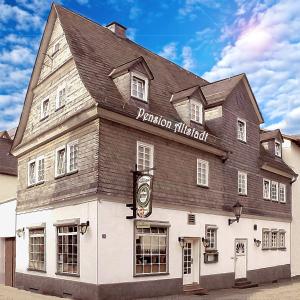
left=137, top=184, right=150, bottom=207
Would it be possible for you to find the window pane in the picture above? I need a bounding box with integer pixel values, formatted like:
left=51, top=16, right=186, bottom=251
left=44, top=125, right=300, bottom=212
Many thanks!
left=29, top=228, right=45, bottom=271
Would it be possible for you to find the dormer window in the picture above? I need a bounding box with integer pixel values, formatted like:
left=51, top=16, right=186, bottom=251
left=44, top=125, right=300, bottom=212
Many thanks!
left=131, top=72, right=149, bottom=102
left=237, top=118, right=246, bottom=142
left=275, top=140, right=282, bottom=157
left=190, top=100, right=203, bottom=124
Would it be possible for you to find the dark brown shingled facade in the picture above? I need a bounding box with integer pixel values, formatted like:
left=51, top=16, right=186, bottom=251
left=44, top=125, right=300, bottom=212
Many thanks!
left=0, top=131, right=17, bottom=176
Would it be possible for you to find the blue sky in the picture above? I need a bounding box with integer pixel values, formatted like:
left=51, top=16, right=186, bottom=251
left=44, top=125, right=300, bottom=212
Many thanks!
left=0, top=0, right=299, bottom=134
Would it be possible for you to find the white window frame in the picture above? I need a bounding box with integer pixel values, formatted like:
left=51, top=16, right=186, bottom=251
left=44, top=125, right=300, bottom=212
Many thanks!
left=36, top=156, right=45, bottom=184
left=278, top=230, right=286, bottom=249
left=190, top=100, right=203, bottom=124
left=205, top=225, right=218, bottom=251
left=67, top=140, right=79, bottom=173
left=131, top=71, right=149, bottom=102
left=55, top=145, right=66, bottom=178
left=275, top=140, right=282, bottom=157
left=262, top=229, right=270, bottom=250
left=136, top=141, right=154, bottom=175
left=28, top=159, right=36, bottom=187
left=55, top=83, right=66, bottom=110
left=279, top=183, right=286, bottom=203
left=40, top=97, right=50, bottom=120
left=271, top=181, right=278, bottom=202
left=27, top=156, right=45, bottom=187
left=238, top=171, right=247, bottom=195
left=271, top=230, right=278, bottom=249
left=237, top=118, right=247, bottom=142
left=28, top=227, right=46, bottom=272
left=197, top=159, right=209, bottom=187
left=263, top=179, right=271, bottom=200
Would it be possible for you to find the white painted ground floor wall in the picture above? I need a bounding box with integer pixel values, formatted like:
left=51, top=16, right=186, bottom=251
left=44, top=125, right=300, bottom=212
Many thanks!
left=0, top=199, right=16, bottom=284
left=16, top=199, right=290, bottom=286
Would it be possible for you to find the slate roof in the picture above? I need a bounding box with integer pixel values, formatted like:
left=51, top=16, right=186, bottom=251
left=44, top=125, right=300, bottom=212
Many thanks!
left=0, top=131, right=17, bottom=176
left=260, top=129, right=283, bottom=142
left=259, top=146, right=297, bottom=177
left=55, top=4, right=208, bottom=122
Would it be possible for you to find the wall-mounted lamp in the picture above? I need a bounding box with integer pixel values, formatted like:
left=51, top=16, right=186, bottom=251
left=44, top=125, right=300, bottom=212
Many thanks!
left=254, top=238, right=261, bottom=247
left=201, top=237, right=210, bottom=248
left=79, top=221, right=90, bottom=235
left=16, top=227, right=25, bottom=238
left=178, top=237, right=185, bottom=248
left=228, top=200, right=243, bottom=226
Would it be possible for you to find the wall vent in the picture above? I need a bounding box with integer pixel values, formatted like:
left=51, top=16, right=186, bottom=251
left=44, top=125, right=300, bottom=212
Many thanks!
left=188, top=213, right=196, bottom=225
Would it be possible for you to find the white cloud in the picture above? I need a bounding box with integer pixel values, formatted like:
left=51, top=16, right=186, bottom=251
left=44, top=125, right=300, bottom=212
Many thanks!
left=16, top=0, right=52, bottom=12
left=159, top=42, right=177, bottom=60
left=182, top=46, right=196, bottom=70
left=0, top=46, right=35, bottom=65
left=127, top=28, right=137, bottom=41
left=0, top=1, right=42, bottom=30
left=76, top=0, right=89, bottom=4
left=129, top=6, right=142, bottom=20
left=203, top=0, right=300, bottom=134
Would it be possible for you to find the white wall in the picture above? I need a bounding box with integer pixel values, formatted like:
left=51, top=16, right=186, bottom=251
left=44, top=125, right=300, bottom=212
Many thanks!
left=16, top=200, right=98, bottom=284
left=283, top=138, right=300, bottom=276
left=0, top=174, right=17, bottom=203
left=98, top=200, right=290, bottom=284
left=0, top=200, right=16, bottom=238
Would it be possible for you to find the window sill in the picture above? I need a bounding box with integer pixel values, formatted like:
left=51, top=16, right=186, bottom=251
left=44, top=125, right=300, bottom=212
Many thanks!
left=55, top=170, right=78, bottom=180
left=40, top=115, right=49, bottom=122
left=263, top=198, right=271, bottom=201
left=238, top=193, right=248, bottom=197
left=262, top=248, right=270, bottom=251
left=51, top=50, right=59, bottom=57
left=134, top=272, right=169, bottom=278
left=27, top=268, right=46, bottom=273
left=279, top=201, right=287, bottom=204
left=131, top=95, right=148, bottom=103
left=197, top=184, right=209, bottom=189
left=237, top=139, right=247, bottom=144
left=55, top=104, right=65, bottom=112
left=27, top=181, right=45, bottom=189
left=55, top=272, right=80, bottom=278
left=279, top=247, right=286, bottom=251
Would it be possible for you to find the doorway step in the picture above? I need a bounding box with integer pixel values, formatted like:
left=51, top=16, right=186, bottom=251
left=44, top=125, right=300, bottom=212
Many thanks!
left=233, top=278, right=258, bottom=289
left=183, top=284, right=209, bottom=295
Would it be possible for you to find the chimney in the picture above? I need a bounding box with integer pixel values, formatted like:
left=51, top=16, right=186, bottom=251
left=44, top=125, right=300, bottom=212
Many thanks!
left=106, top=22, right=127, bottom=38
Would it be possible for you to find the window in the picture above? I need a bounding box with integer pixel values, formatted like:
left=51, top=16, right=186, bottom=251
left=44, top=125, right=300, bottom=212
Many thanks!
left=131, top=72, right=149, bottom=102
left=191, top=101, right=203, bottom=124
left=29, top=227, right=46, bottom=271
left=271, top=181, right=278, bottom=201
left=238, top=171, right=247, bottom=195
left=135, top=225, right=168, bottom=275
left=53, top=42, right=60, bottom=55
left=237, top=119, right=246, bottom=142
left=205, top=225, right=218, bottom=251
left=67, top=141, right=79, bottom=173
left=28, top=156, right=45, bottom=186
left=271, top=230, right=278, bottom=249
left=137, top=141, right=154, bottom=174
left=263, top=179, right=271, bottom=200
left=262, top=229, right=270, bottom=250
left=279, top=184, right=286, bottom=203
left=56, top=85, right=66, bottom=109
left=55, top=141, right=78, bottom=178
left=55, top=147, right=66, bottom=177
left=275, top=140, right=282, bottom=157
left=57, top=225, right=79, bottom=275
left=187, top=214, right=196, bottom=225
left=197, top=159, right=209, bottom=187
left=28, top=160, right=36, bottom=186
left=279, top=230, right=286, bottom=249
left=40, top=98, right=49, bottom=120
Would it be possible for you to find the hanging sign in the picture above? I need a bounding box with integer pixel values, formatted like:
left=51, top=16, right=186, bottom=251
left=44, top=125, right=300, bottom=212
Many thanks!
left=136, top=174, right=153, bottom=218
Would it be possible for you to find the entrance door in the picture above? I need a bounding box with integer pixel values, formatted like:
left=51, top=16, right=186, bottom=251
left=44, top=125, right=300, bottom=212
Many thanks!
left=234, top=239, right=247, bottom=279
left=5, top=237, right=15, bottom=287
left=183, top=240, right=194, bottom=285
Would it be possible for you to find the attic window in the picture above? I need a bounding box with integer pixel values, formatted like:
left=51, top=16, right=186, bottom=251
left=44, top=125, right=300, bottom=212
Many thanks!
left=190, top=100, right=203, bottom=124
left=52, top=42, right=60, bottom=56
left=275, top=140, right=282, bottom=157
left=131, top=72, right=148, bottom=102
left=237, top=118, right=247, bottom=142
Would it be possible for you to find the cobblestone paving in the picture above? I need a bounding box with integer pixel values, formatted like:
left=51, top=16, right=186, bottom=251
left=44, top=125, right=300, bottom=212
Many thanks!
left=140, top=279, right=300, bottom=300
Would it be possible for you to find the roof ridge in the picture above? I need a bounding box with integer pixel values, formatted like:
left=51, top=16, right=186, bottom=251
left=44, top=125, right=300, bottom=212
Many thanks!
left=54, top=3, right=208, bottom=85
left=201, top=73, right=245, bottom=87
